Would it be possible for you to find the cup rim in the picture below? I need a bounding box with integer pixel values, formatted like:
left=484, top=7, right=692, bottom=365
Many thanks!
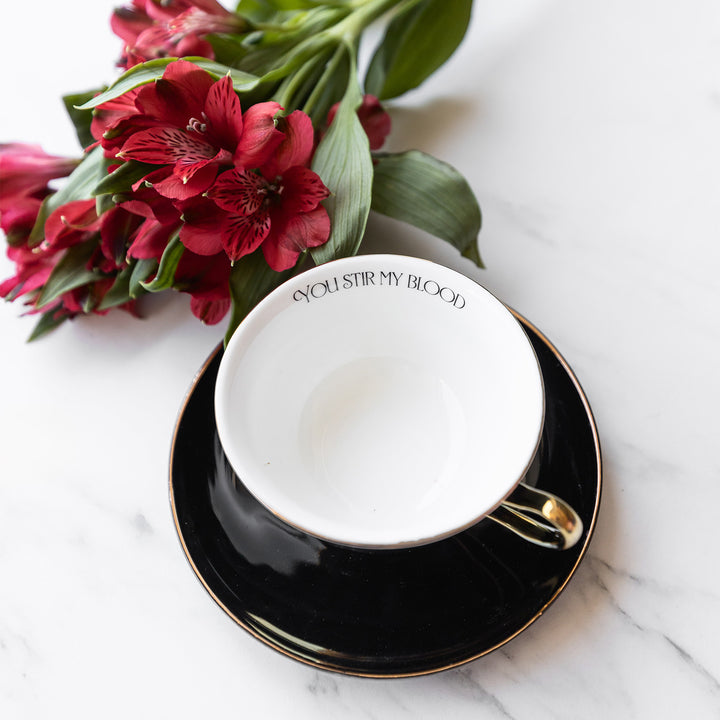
left=215, top=254, right=545, bottom=548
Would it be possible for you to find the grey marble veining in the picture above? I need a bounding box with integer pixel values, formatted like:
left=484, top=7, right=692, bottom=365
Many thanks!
left=1, top=0, right=719, bottom=718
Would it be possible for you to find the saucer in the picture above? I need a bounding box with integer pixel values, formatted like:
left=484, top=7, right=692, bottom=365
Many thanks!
left=169, top=312, right=601, bottom=677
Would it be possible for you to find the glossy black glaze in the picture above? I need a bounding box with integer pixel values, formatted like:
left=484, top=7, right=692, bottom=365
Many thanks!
left=170, top=318, right=601, bottom=677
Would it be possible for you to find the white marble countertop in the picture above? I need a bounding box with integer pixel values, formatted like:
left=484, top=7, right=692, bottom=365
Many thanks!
left=1, top=1, right=719, bottom=717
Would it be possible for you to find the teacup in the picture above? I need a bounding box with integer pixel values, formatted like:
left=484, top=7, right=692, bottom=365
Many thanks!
left=215, top=254, right=582, bottom=550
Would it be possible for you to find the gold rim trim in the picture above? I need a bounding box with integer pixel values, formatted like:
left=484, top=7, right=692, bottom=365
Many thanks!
left=168, top=311, right=603, bottom=679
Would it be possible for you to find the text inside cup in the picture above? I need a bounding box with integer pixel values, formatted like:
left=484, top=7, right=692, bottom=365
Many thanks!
left=292, top=270, right=467, bottom=309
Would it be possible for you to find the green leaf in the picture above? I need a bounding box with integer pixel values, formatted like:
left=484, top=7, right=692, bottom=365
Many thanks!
left=207, top=34, right=251, bottom=68
left=302, top=42, right=350, bottom=124
left=224, top=249, right=295, bottom=344
left=371, top=150, right=483, bottom=267
left=365, top=0, right=472, bottom=100
left=35, top=241, right=102, bottom=310
left=310, top=64, right=373, bottom=264
left=251, top=0, right=326, bottom=8
left=97, top=264, right=134, bottom=311
left=75, top=58, right=260, bottom=110
left=140, top=234, right=183, bottom=292
left=273, top=45, right=335, bottom=112
left=93, top=160, right=156, bottom=197
left=235, top=5, right=342, bottom=73
left=29, top=146, right=107, bottom=246
left=63, top=90, right=102, bottom=149
left=238, top=0, right=349, bottom=14
left=129, top=258, right=157, bottom=298
left=95, top=193, right=116, bottom=217
left=234, top=0, right=284, bottom=22
left=27, top=310, right=68, bottom=342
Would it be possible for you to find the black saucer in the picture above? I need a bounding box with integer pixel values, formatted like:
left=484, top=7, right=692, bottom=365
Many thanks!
left=169, top=314, right=601, bottom=677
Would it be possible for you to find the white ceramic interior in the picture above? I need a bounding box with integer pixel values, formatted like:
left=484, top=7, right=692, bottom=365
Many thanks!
left=215, top=255, right=544, bottom=548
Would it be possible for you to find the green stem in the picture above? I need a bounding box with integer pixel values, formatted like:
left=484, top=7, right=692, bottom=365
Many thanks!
left=262, top=0, right=418, bottom=117
left=333, top=0, right=421, bottom=42
left=273, top=47, right=333, bottom=110
left=302, top=43, right=347, bottom=118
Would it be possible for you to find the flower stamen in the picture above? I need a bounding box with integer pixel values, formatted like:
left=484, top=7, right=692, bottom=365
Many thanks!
left=186, top=116, right=208, bottom=134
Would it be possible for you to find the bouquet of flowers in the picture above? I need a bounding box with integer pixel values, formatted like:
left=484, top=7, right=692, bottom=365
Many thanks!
left=0, top=0, right=481, bottom=342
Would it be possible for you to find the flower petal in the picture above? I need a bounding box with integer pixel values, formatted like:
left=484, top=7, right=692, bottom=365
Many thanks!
left=119, top=126, right=217, bottom=166
left=175, top=34, right=215, bottom=60
left=190, top=295, right=230, bottom=325
left=279, top=166, right=331, bottom=214
left=262, top=206, right=330, bottom=271
left=233, top=102, right=284, bottom=169
left=206, top=169, right=265, bottom=215
left=127, top=218, right=177, bottom=261
left=176, top=247, right=231, bottom=294
left=100, top=207, right=141, bottom=267
left=0, top=143, right=79, bottom=197
left=44, top=199, right=100, bottom=249
left=91, top=88, right=142, bottom=143
left=220, top=208, right=270, bottom=263
left=110, top=5, right=152, bottom=45
left=261, top=111, right=315, bottom=178
left=118, top=183, right=180, bottom=225
left=203, top=76, right=244, bottom=151
left=176, top=246, right=232, bottom=323
left=135, top=60, right=214, bottom=130
left=0, top=194, right=44, bottom=239
left=178, top=197, right=224, bottom=256
left=155, top=162, right=220, bottom=200
left=327, top=94, right=391, bottom=151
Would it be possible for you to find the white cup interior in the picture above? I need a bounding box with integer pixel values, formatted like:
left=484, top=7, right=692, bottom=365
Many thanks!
left=215, top=255, right=544, bottom=548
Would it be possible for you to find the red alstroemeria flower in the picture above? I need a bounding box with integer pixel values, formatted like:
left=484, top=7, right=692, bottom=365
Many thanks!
left=115, top=182, right=182, bottom=260
left=0, top=194, right=44, bottom=246
left=0, top=148, right=84, bottom=304
left=327, top=95, right=391, bottom=151
left=42, top=199, right=102, bottom=252
left=0, top=144, right=80, bottom=244
left=0, top=143, right=79, bottom=198
left=0, top=243, right=58, bottom=301
left=94, top=207, right=145, bottom=274
left=174, top=248, right=232, bottom=324
left=118, top=179, right=181, bottom=227
left=91, top=88, right=152, bottom=157
left=116, top=60, right=283, bottom=200
left=48, top=277, right=140, bottom=320
left=112, top=0, right=246, bottom=69
left=180, top=110, right=330, bottom=271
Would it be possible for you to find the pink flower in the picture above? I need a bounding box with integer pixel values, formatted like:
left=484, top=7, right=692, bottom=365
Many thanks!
left=0, top=143, right=79, bottom=198
left=0, top=144, right=79, bottom=244
left=0, top=203, right=118, bottom=313
left=115, top=60, right=283, bottom=200
left=112, top=0, right=246, bottom=69
left=180, top=111, right=330, bottom=270
left=0, top=194, right=44, bottom=246
left=327, top=95, right=391, bottom=151
left=0, top=243, right=58, bottom=301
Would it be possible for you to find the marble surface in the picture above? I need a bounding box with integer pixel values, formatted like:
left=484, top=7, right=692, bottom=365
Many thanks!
left=1, top=0, right=719, bottom=717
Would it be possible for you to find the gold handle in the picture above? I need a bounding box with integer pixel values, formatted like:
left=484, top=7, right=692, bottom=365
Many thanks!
left=487, top=482, right=583, bottom=550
